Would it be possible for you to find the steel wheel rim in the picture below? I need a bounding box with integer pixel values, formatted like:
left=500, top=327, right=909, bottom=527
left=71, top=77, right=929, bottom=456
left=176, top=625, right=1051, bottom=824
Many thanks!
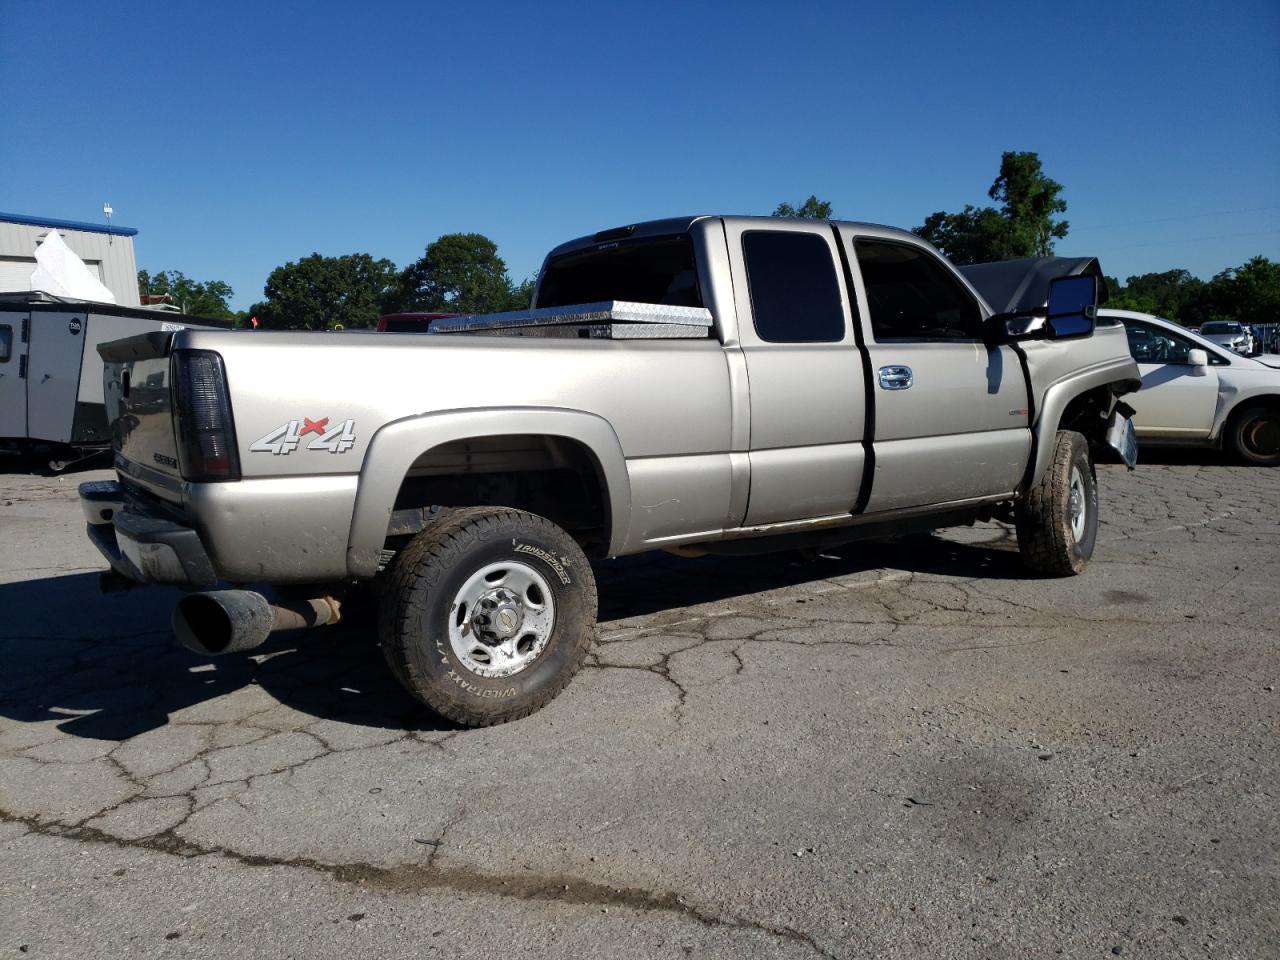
left=1243, top=415, right=1280, bottom=459
left=1068, top=465, right=1087, bottom=541
left=447, top=560, right=556, bottom=678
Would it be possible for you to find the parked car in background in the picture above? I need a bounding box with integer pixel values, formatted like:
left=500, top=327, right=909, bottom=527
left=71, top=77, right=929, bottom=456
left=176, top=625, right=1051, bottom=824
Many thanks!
left=1240, top=323, right=1261, bottom=355
left=1111, top=309, right=1280, bottom=465
left=1198, top=320, right=1256, bottom=356
left=376, top=312, right=457, bottom=332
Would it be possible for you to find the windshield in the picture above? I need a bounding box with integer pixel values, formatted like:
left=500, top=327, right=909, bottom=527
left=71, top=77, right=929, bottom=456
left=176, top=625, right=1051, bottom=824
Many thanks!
left=1200, top=322, right=1240, bottom=334
left=535, top=236, right=702, bottom=309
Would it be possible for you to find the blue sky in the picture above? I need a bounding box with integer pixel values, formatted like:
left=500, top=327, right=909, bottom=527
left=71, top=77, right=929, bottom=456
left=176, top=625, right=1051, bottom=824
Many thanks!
left=3, top=0, right=1277, bottom=310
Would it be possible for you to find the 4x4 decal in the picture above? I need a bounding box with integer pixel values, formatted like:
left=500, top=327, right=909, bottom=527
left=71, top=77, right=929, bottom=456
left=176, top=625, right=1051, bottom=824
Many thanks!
left=250, top=418, right=356, bottom=455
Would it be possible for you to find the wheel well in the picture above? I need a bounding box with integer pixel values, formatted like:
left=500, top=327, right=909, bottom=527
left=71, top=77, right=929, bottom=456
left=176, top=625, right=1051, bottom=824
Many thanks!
left=1058, top=386, right=1116, bottom=449
left=1225, top=394, right=1280, bottom=428
left=385, top=434, right=611, bottom=558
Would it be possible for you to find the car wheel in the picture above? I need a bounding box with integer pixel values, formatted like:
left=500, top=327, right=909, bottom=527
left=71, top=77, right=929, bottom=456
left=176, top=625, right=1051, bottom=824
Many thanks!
left=1016, top=430, right=1098, bottom=576
left=1228, top=405, right=1280, bottom=467
left=379, top=506, right=597, bottom=726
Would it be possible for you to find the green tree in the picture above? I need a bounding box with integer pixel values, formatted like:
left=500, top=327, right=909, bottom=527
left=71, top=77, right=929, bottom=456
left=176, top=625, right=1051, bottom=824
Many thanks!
left=255, top=253, right=398, bottom=330
left=772, top=196, right=834, bottom=219
left=137, top=269, right=234, bottom=318
left=1106, top=269, right=1205, bottom=322
left=507, top=276, right=536, bottom=311
left=1105, top=258, right=1279, bottom=328
left=1189, top=256, right=1280, bottom=327
left=914, top=151, right=1068, bottom=264
left=389, top=233, right=524, bottom=314
left=988, top=151, right=1069, bottom=257
left=915, top=206, right=1008, bottom=267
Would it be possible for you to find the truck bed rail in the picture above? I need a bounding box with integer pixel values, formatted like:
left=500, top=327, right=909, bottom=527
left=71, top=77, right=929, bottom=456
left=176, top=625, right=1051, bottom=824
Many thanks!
left=429, top=300, right=713, bottom=340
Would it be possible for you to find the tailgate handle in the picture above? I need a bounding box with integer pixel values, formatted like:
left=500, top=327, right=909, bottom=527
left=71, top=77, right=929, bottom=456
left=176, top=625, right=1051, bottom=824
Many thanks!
left=878, top=365, right=913, bottom=390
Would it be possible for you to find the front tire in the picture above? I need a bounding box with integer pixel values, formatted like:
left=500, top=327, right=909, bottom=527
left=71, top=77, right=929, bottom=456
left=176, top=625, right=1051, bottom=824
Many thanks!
left=1016, top=430, right=1098, bottom=576
left=379, top=507, right=597, bottom=727
left=1227, top=405, right=1280, bottom=466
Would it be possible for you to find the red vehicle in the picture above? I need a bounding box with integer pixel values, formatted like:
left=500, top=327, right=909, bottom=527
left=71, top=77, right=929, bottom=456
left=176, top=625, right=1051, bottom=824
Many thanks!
left=376, top=312, right=457, bottom=332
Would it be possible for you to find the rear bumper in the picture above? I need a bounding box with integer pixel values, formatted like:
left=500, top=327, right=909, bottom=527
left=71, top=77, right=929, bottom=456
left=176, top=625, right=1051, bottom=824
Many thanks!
left=79, top=480, right=217, bottom=587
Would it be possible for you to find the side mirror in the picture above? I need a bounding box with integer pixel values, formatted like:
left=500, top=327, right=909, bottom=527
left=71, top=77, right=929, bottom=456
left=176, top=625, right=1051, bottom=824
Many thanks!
left=1187, top=348, right=1209, bottom=369
left=1046, top=275, right=1097, bottom=339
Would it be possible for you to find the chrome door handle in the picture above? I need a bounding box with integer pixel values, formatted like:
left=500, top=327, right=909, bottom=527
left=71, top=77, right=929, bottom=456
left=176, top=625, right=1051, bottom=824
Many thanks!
left=878, top=365, right=913, bottom=390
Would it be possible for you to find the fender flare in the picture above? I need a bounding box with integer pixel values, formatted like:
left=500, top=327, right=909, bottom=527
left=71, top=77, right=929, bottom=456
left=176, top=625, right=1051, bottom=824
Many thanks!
left=1027, top=362, right=1141, bottom=490
left=345, top=406, right=631, bottom=577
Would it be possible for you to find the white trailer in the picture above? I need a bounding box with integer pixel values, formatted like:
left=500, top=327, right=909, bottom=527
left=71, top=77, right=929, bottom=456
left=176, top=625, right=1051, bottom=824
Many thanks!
left=0, top=294, right=231, bottom=468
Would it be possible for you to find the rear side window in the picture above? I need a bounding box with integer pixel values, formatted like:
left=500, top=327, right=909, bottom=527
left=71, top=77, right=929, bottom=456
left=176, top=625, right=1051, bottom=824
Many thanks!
left=742, top=231, right=845, bottom=342
left=855, top=240, right=982, bottom=340
left=0, top=325, right=11, bottom=362
left=537, top=236, right=702, bottom=308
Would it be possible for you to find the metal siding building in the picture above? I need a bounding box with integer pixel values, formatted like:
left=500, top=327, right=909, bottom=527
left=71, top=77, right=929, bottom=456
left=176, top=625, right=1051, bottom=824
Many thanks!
left=0, top=212, right=141, bottom=306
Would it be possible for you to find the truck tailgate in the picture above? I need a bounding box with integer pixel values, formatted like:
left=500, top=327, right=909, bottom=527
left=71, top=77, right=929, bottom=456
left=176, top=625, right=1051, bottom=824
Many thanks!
left=99, top=332, right=184, bottom=499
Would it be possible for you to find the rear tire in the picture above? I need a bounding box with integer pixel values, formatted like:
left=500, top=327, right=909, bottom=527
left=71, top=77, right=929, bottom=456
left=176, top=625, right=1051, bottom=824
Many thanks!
left=1016, top=430, right=1098, bottom=576
left=1227, top=405, right=1280, bottom=466
left=378, top=506, right=597, bottom=727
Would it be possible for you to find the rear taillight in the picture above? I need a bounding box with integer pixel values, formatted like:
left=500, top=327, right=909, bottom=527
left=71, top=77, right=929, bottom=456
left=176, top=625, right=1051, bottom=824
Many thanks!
left=173, top=350, right=240, bottom=481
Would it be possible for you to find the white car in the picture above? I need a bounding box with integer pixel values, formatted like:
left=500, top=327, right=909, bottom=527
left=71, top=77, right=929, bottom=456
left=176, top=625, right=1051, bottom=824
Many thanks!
left=1108, top=309, right=1280, bottom=465
left=1197, top=320, right=1256, bottom=356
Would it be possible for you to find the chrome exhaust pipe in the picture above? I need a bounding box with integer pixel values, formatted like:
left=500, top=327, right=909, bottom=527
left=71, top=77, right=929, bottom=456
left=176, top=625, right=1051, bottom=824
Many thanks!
left=172, top=590, right=341, bottom=656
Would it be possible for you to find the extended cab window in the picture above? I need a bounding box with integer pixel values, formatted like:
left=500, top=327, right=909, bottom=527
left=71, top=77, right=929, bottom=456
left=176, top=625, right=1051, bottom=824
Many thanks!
left=536, top=236, right=702, bottom=309
left=742, top=231, right=845, bottom=342
left=855, top=240, right=981, bottom=341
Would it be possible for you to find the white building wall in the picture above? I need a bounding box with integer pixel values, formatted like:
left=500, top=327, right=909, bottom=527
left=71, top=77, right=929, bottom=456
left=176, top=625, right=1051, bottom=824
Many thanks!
left=0, top=220, right=141, bottom=306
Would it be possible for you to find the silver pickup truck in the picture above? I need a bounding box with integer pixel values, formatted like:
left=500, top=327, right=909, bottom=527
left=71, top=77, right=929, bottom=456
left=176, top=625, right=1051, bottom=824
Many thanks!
left=80, top=216, right=1140, bottom=726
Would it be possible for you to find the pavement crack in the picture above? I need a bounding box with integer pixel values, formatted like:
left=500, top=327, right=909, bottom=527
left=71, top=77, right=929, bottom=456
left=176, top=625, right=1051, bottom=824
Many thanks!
left=945, top=636, right=1051, bottom=654
left=0, top=807, right=836, bottom=959
left=412, top=730, right=461, bottom=758
left=424, top=804, right=467, bottom=869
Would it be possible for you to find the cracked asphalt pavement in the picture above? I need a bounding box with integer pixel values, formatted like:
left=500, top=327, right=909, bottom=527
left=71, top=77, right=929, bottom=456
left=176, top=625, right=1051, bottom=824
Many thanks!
left=2, top=457, right=1277, bottom=958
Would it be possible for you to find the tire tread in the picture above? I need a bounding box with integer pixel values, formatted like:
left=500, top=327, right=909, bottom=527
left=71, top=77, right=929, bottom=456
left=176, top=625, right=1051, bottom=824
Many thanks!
left=377, top=507, right=596, bottom=727
left=1017, top=430, right=1092, bottom=576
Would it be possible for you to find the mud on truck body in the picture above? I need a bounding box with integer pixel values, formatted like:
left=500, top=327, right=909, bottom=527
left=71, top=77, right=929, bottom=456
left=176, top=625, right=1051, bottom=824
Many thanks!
left=80, top=216, right=1141, bottom=726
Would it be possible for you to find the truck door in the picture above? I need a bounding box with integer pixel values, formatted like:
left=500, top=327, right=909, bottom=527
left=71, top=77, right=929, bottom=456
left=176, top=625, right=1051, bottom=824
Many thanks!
left=722, top=220, right=867, bottom=526
left=25, top=310, right=89, bottom=445
left=840, top=230, right=1032, bottom=512
left=0, top=313, right=29, bottom=441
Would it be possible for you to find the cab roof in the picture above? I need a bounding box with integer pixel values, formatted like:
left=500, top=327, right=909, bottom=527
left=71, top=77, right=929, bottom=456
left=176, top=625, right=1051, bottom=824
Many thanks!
left=544, top=215, right=923, bottom=260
